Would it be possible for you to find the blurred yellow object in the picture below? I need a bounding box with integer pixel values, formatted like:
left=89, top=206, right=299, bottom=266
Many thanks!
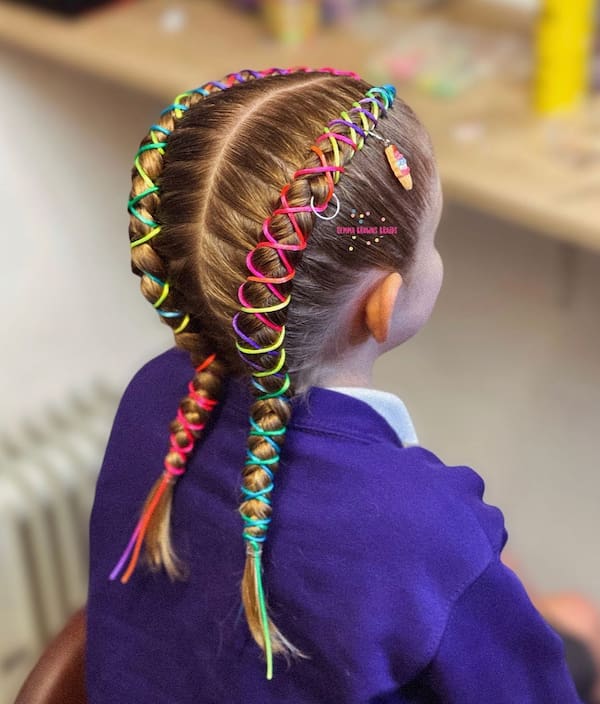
left=260, top=0, right=320, bottom=45
left=534, top=0, right=595, bottom=114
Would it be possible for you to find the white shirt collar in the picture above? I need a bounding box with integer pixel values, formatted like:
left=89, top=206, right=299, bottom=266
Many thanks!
left=325, top=386, right=420, bottom=447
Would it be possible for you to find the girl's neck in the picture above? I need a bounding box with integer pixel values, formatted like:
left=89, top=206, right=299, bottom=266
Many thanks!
left=310, top=347, right=377, bottom=390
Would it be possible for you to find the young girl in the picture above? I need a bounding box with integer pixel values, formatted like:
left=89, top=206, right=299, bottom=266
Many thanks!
left=86, top=67, right=582, bottom=703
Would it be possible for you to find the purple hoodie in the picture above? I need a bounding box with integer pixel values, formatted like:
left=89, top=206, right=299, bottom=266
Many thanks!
left=86, top=347, right=581, bottom=703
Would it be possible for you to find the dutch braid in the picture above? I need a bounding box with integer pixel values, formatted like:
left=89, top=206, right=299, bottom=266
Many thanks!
left=112, top=77, right=247, bottom=583
left=233, top=85, right=396, bottom=677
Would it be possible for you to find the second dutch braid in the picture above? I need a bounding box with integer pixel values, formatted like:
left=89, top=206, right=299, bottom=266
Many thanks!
left=112, top=72, right=269, bottom=582
left=233, top=84, right=396, bottom=677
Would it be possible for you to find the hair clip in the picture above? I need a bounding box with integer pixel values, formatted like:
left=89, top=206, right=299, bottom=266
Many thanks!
left=368, top=129, right=413, bottom=191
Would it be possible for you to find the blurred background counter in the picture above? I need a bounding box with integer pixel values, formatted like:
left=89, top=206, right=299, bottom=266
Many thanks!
left=0, top=0, right=599, bottom=250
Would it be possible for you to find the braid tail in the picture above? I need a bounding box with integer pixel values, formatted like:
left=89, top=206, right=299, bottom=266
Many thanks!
left=109, top=354, right=218, bottom=582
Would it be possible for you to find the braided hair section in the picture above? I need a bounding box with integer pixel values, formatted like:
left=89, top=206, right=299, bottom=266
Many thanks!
left=112, top=70, right=279, bottom=583
left=233, top=85, right=396, bottom=678
left=109, top=351, right=225, bottom=583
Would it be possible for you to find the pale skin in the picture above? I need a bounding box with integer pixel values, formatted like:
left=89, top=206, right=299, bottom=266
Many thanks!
left=320, top=176, right=600, bottom=699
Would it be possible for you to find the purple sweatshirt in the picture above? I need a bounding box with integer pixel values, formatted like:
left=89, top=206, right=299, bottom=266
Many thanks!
left=86, top=347, right=581, bottom=703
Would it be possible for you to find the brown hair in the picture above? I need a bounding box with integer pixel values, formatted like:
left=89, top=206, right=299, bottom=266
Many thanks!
left=126, top=69, right=437, bottom=666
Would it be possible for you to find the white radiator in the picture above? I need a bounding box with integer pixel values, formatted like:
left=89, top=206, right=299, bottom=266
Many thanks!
left=0, top=381, right=119, bottom=704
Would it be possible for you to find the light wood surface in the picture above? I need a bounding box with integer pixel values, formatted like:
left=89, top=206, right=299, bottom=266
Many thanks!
left=1, top=0, right=599, bottom=251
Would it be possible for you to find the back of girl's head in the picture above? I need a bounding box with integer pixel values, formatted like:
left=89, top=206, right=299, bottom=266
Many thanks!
left=116, top=68, right=438, bottom=678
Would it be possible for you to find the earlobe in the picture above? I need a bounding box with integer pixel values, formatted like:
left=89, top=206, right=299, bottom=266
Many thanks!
left=365, top=272, right=403, bottom=344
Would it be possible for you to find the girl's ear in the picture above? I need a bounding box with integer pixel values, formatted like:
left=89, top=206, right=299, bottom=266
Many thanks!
left=364, top=272, right=403, bottom=344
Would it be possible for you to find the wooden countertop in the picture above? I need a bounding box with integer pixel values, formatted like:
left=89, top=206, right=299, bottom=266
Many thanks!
left=1, top=0, right=599, bottom=251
